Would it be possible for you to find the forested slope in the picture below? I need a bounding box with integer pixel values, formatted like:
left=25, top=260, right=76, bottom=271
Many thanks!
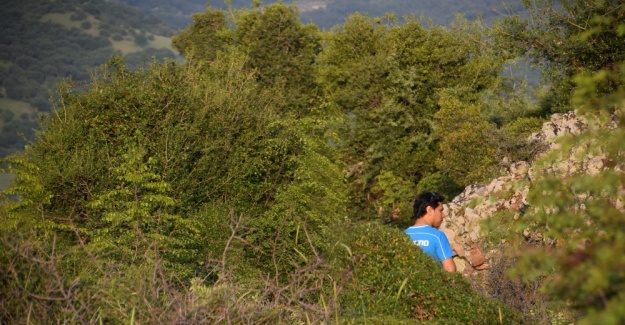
left=0, top=0, right=178, bottom=158
left=116, top=0, right=525, bottom=29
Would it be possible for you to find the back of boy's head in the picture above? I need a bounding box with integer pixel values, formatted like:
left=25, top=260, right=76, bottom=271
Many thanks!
left=412, top=191, right=445, bottom=222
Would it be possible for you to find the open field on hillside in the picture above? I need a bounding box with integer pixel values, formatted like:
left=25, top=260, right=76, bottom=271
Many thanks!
left=0, top=98, right=37, bottom=119
left=41, top=12, right=101, bottom=37
left=41, top=12, right=176, bottom=55
left=0, top=173, right=14, bottom=191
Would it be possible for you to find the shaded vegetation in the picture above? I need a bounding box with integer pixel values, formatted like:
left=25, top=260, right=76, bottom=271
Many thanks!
left=3, top=0, right=625, bottom=324
left=0, top=2, right=538, bottom=323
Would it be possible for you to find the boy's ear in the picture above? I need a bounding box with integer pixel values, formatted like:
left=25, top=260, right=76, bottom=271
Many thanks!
left=425, top=205, right=433, bottom=215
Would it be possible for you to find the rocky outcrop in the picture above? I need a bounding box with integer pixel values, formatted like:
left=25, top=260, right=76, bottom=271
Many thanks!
left=441, top=111, right=618, bottom=273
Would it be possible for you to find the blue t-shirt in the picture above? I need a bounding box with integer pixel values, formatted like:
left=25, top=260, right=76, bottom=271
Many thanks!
left=405, top=225, right=454, bottom=262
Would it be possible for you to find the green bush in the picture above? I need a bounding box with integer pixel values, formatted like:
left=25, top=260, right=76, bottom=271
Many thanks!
left=333, top=222, right=523, bottom=324
left=499, top=117, right=546, bottom=162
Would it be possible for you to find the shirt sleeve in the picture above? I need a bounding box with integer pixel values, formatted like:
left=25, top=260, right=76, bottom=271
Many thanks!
left=436, top=232, right=454, bottom=261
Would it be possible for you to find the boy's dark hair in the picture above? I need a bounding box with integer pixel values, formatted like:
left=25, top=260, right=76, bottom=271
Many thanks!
left=412, top=191, right=445, bottom=222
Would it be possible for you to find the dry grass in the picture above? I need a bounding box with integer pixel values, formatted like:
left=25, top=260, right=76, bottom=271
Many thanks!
left=466, top=247, right=580, bottom=325
left=110, top=31, right=176, bottom=55
left=0, top=212, right=342, bottom=324
left=0, top=98, right=36, bottom=117
left=150, top=34, right=174, bottom=49
left=40, top=12, right=101, bottom=37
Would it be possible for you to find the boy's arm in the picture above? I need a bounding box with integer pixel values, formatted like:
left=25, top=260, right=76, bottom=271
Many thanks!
left=441, top=257, right=456, bottom=272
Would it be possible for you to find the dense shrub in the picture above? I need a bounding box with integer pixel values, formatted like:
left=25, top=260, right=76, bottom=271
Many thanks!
left=6, top=1, right=613, bottom=323
left=0, top=224, right=338, bottom=324
left=3, top=47, right=347, bottom=280
left=470, top=248, right=580, bottom=325
left=332, top=222, right=524, bottom=323
left=0, top=228, right=208, bottom=324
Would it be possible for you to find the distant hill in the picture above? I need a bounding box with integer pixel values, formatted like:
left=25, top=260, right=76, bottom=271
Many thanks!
left=0, top=0, right=180, bottom=157
left=116, top=0, right=526, bottom=30
left=298, top=0, right=526, bottom=29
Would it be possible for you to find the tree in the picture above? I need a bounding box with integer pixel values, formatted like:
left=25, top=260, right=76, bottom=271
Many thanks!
left=493, top=0, right=625, bottom=114
left=174, top=2, right=322, bottom=114
left=434, top=92, right=498, bottom=186
left=316, top=14, right=504, bottom=216
left=171, top=7, right=230, bottom=63
left=235, top=2, right=321, bottom=113
left=86, top=139, right=198, bottom=277
left=173, top=3, right=344, bottom=273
